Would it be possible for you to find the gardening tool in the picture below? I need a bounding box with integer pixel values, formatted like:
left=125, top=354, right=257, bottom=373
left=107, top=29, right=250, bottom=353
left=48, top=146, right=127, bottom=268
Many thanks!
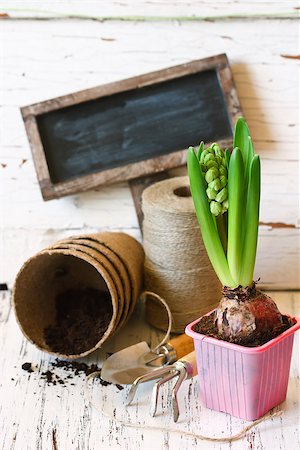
left=127, top=351, right=197, bottom=422
left=101, top=334, right=194, bottom=385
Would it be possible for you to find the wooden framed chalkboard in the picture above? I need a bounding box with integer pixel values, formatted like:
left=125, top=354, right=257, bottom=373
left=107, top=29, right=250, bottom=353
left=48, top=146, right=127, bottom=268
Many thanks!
left=21, top=53, right=241, bottom=201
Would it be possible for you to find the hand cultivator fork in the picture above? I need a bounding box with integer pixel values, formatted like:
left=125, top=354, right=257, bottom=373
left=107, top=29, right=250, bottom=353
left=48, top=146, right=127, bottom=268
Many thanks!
left=127, top=351, right=197, bottom=422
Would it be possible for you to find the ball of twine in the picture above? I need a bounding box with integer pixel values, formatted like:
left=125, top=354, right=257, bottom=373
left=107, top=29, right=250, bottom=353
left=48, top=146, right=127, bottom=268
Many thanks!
left=142, top=176, right=221, bottom=333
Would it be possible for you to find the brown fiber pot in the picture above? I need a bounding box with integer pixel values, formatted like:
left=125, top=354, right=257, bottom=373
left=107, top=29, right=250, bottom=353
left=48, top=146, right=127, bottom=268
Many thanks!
left=48, top=243, right=126, bottom=329
left=13, top=232, right=144, bottom=358
left=51, top=237, right=132, bottom=329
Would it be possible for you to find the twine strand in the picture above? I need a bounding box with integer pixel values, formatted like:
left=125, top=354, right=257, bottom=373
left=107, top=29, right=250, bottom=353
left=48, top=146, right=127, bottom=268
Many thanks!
left=85, top=372, right=283, bottom=443
left=140, top=291, right=173, bottom=351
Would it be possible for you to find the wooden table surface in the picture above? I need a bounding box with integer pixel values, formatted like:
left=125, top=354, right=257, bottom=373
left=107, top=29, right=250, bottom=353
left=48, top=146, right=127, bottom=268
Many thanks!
left=0, top=1, right=299, bottom=449
left=0, top=290, right=299, bottom=450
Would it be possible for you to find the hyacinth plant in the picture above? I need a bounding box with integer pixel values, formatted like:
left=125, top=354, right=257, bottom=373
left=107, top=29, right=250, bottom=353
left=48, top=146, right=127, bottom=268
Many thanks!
left=188, top=118, right=283, bottom=345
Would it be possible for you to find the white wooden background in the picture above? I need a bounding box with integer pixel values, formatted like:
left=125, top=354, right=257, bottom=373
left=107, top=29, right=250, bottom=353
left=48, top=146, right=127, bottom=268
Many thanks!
left=0, top=1, right=299, bottom=449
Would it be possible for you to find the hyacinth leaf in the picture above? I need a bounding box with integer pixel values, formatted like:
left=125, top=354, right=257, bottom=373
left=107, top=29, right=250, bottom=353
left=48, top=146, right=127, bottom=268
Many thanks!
left=216, top=214, right=227, bottom=253
left=248, top=136, right=254, bottom=160
left=187, top=148, right=235, bottom=287
left=246, top=136, right=255, bottom=177
left=239, top=155, right=261, bottom=287
left=224, top=149, right=230, bottom=169
left=197, top=142, right=204, bottom=161
left=227, top=147, right=245, bottom=284
left=233, top=117, right=251, bottom=170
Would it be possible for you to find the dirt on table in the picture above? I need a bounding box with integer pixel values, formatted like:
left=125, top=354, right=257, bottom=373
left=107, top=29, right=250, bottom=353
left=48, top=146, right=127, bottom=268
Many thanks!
left=193, top=312, right=295, bottom=347
left=43, top=288, right=113, bottom=355
left=21, top=358, right=124, bottom=390
left=21, top=362, right=34, bottom=373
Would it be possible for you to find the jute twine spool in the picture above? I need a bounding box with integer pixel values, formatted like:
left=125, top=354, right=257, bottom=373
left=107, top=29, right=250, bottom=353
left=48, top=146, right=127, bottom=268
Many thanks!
left=142, top=176, right=221, bottom=333
left=13, top=232, right=144, bottom=358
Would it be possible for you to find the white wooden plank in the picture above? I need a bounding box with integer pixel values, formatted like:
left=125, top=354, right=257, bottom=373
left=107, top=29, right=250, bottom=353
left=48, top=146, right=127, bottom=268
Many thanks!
left=0, top=0, right=297, bottom=19
left=0, top=290, right=299, bottom=450
left=255, top=227, right=300, bottom=290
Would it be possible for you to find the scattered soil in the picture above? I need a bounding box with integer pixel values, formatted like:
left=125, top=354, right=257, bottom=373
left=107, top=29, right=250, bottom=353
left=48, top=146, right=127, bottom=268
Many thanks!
left=41, top=370, right=55, bottom=384
left=193, top=312, right=295, bottom=347
left=43, top=288, right=113, bottom=355
left=21, top=358, right=124, bottom=390
left=22, top=362, right=34, bottom=373
left=40, top=369, right=65, bottom=386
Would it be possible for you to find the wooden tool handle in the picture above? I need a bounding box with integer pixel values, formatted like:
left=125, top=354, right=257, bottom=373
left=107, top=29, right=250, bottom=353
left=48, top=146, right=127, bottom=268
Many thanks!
left=169, top=334, right=194, bottom=360
left=179, top=351, right=198, bottom=377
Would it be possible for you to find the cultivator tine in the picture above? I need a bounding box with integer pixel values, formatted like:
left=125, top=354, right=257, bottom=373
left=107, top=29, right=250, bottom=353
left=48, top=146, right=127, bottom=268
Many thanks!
left=150, top=370, right=179, bottom=417
left=171, top=365, right=188, bottom=422
left=127, top=351, right=197, bottom=422
left=126, top=365, right=172, bottom=406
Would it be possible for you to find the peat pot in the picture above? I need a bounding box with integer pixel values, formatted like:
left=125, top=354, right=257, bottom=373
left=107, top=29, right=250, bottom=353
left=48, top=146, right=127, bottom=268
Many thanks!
left=13, top=232, right=144, bottom=359
left=186, top=310, right=300, bottom=420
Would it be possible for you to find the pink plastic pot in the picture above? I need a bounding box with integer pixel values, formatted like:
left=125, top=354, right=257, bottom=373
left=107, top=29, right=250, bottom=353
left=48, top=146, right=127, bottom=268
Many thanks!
left=186, top=311, right=300, bottom=420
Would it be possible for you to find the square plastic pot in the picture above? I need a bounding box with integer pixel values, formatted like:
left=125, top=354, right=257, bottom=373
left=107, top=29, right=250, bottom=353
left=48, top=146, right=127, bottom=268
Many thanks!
left=185, top=311, right=300, bottom=420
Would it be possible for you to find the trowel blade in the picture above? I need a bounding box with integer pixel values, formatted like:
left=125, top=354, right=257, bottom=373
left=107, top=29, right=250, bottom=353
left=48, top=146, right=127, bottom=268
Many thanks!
left=101, top=341, right=164, bottom=385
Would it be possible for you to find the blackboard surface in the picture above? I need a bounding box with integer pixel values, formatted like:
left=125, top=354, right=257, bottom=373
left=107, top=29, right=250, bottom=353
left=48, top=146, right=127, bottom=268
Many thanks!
left=37, top=70, right=232, bottom=184
left=21, top=54, right=241, bottom=201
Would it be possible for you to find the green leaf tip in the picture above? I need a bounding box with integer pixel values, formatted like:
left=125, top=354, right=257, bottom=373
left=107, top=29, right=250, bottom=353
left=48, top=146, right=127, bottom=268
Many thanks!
left=227, top=147, right=245, bottom=284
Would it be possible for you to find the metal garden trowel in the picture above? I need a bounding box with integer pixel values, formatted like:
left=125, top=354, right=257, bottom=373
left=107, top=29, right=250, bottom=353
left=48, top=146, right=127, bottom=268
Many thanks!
left=101, top=334, right=194, bottom=385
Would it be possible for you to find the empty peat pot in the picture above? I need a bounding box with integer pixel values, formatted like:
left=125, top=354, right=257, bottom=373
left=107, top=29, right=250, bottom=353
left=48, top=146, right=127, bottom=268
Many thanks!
left=186, top=310, right=300, bottom=420
left=13, top=232, right=144, bottom=359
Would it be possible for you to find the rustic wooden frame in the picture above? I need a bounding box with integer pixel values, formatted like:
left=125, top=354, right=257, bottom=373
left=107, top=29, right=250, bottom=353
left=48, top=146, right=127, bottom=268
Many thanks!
left=21, top=53, right=241, bottom=201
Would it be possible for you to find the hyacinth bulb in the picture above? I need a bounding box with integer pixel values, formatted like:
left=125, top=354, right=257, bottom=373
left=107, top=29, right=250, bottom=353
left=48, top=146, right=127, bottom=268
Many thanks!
left=215, top=285, right=283, bottom=345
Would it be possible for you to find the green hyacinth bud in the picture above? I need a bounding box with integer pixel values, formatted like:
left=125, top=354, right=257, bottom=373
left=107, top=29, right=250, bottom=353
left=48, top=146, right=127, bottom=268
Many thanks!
left=208, top=178, right=221, bottom=191
left=219, top=166, right=227, bottom=177
left=210, top=201, right=223, bottom=216
left=222, top=199, right=229, bottom=213
left=195, top=142, right=229, bottom=216
left=215, top=155, right=223, bottom=165
left=220, top=175, right=227, bottom=188
left=215, top=187, right=228, bottom=203
left=206, top=159, right=218, bottom=169
left=206, top=187, right=217, bottom=200
left=200, top=149, right=210, bottom=164
left=204, top=153, right=215, bottom=164
left=212, top=144, right=223, bottom=157
left=205, top=167, right=219, bottom=183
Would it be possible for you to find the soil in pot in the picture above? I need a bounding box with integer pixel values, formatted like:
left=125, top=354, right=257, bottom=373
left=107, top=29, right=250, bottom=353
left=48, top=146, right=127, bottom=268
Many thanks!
left=193, top=312, right=295, bottom=347
left=43, top=287, right=113, bottom=355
